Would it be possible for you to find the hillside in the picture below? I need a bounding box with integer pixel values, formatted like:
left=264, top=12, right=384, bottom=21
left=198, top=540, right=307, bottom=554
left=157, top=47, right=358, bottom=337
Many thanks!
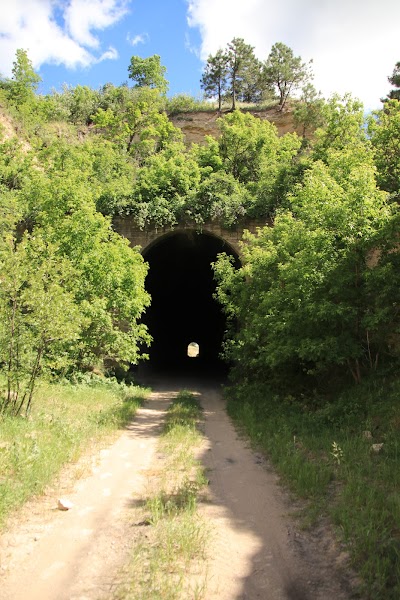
left=170, top=105, right=300, bottom=144
left=0, top=105, right=299, bottom=148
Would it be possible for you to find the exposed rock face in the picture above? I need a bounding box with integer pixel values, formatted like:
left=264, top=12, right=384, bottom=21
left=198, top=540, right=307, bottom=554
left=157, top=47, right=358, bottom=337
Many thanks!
left=0, top=109, right=17, bottom=141
left=170, top=106, right=300, bottom=144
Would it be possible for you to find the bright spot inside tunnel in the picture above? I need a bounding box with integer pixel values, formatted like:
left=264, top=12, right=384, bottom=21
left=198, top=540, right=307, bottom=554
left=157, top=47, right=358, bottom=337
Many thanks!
left=140, top=231, right=240, bottom=376
left=188, top=342, right=200, bottom=358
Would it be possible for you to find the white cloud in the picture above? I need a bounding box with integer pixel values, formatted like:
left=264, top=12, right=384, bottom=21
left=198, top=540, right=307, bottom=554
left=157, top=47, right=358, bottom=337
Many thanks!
left=184, top=32, right=200, bottom=57
left=126, top=32, right=149, bottom=46
left=186, top=0, right=400, bottom=109
left=0, top=0, right=129, bottom=77
left=98, top=46, right=119, bottom=62
left=64, top=0, right=128, bottom=48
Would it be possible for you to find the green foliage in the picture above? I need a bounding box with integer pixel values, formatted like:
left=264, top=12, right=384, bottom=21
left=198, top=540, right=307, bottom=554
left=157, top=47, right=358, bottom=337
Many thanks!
left=186, top=171, right=248, bottom=227
left=92, top=85, right=180, bottom=159
left=1, top=47, right=400, bottom=416
left=165, top=94, right=214, bottom=114
left=368, top=99, right=400, bottom=196
left=293, top=83, right=326, bottom=139
left=125, top=141, right=201, bottom=227
left=217, top=111, right=278, bottom=183
left=312, top=94, right=366, bottom=162
left=31, top=162, right=151, bottom=369
left=201, top=49, right=229, bottom=111
left=0, top=132, right=150, bottom=412
left=199, top=39, right=314, bottom=112
left=384, top=61, right=400, bottom=102
left=214, top=105, right=399, bottom=385
left=3, top=49, right=41, bottom=107
left=64, top=84, right=101, bottom=124
left=0, top=233, right=82, bottom=415
left=128, top=54, right=168, bottom=94
left=226, top=37, right=263, bottom=109
left=200, top=38, right=265, bottom=111
left=263, top=42, right=313, bottom=110
left=198, top=111, right=302, bottom=219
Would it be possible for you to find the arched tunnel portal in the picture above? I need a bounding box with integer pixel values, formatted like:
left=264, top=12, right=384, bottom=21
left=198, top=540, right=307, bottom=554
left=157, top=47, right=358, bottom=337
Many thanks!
left=140, top=230, right=240, bottom=377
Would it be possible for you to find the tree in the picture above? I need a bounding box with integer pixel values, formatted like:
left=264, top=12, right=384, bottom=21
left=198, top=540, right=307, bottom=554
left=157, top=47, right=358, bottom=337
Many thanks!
left=217, top=111, right=280, bottom=183
left=192, top=110, right=301, bottom=219
left=5, top=49, right=41, bottom=107
left=187, top=171, right=249, bottom=227
left=225, top=38, right=262, bottom=110
left=368, top=99, right=400, bottom=196
left=128, top=55, right=168, bottom=95
left=0, top=233, right=82, bottom=415
left=201, top=49, right=228, bottom=111
left=19, top=146, right=151, bottom=373
left=293, top=83, right=326, bottom=139
left=126, top=141, right=201, bottom=228
left=213, top=115, right=397, bottom=386
left=263, top=42, right=312, bottom=110
left=67, top=85, right=101, bottom=124
left=93, top=85, right=181, bottom=159
left=311, top=94, right=366, bottom=163
left=384, top=61, right=400, bottom=101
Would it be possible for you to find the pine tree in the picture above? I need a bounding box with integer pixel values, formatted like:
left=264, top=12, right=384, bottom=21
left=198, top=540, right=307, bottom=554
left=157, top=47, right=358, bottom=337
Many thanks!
left=386, top=61, right=400, bottom=101
left=263, top=42, right=312, bottom=110
left=226, top=38, right=261, bottom=110
left=200, top=49, right=228, bottom=111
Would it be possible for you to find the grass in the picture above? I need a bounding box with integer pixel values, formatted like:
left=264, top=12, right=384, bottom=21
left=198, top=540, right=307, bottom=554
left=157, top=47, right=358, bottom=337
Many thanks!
left=225, top=375, right=400, bottom=599
left=165, top=93, right=281, bottom=116
left=117, top=390, right=209, bottom=600
left=0, top=375, right=148, bottom=528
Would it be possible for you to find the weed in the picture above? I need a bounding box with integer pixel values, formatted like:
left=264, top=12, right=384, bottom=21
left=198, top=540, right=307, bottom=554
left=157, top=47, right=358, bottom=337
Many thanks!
left=330, top=441, right=344, bottom=466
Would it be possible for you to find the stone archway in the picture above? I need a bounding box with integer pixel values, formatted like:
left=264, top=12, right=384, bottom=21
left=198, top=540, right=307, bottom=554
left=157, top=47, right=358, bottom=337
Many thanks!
left=113, top=216, right=263, bottom=256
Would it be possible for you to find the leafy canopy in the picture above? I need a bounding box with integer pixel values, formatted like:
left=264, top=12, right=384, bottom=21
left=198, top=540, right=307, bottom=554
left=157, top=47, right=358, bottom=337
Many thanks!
left=128, top=55, right=169, bottom=95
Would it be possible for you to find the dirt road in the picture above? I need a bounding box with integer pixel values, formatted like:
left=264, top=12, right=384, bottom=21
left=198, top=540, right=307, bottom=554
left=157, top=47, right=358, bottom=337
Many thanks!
left=0, top=381, right=356, bottom=599
left=197, top=385, right=356, bottom=599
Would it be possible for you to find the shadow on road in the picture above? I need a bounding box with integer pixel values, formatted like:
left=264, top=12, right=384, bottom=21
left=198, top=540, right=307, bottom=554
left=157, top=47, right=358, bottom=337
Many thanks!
left=132, top=374, right=355, bottom=600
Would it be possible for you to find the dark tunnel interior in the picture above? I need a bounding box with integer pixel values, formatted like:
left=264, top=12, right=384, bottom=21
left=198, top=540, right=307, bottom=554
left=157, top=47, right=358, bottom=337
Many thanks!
left=138, top=231, right=240, bottom=379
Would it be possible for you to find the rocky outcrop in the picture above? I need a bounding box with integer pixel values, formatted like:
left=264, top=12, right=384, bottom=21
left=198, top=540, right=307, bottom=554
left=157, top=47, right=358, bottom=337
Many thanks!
left=170, top=106, right=300, bottom=144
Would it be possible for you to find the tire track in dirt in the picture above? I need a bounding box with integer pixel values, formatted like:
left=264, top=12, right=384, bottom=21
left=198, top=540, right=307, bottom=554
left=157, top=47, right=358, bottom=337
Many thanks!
left=0, top=391, right=172, bottom=600
left=196, top=384, right=358, bottom=600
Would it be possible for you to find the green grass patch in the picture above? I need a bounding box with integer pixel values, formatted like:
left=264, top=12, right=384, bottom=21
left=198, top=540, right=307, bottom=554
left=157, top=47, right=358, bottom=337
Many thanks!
left=118, top=390, right=209, bottom=600
left=0, top=376, right=148, bottom=528
left=226, top=377, right=400, bottom=599
left=165, top=94, right=280, bottom=116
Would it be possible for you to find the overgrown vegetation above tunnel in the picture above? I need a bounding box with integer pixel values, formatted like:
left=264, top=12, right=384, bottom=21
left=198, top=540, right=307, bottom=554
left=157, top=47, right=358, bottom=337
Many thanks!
left=0, top=48, right=400, bottom=410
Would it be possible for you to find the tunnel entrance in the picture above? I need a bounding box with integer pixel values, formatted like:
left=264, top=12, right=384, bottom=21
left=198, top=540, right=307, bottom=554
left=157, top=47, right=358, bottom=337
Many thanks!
left=140, top=230, right=240, bottom=377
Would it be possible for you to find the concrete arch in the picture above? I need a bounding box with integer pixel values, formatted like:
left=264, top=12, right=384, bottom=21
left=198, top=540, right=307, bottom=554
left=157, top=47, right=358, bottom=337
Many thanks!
left=112, top=216, right=263, bottom=375
left=113, top=216, right=263, bottom=256
left=141, top=226, right=240, bottom=259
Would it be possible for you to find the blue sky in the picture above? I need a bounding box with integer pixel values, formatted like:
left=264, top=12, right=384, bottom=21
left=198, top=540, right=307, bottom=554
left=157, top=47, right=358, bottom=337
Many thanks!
left=38, top=0, right=204, bottom=97
left=1, top=0, right=400, bottom=110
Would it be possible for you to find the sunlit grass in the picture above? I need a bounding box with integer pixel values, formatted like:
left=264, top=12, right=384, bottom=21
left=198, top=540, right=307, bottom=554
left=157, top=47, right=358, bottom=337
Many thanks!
left=226, top=377, right=400, bottom=599
left=0, top=377, right=148, bottom=528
